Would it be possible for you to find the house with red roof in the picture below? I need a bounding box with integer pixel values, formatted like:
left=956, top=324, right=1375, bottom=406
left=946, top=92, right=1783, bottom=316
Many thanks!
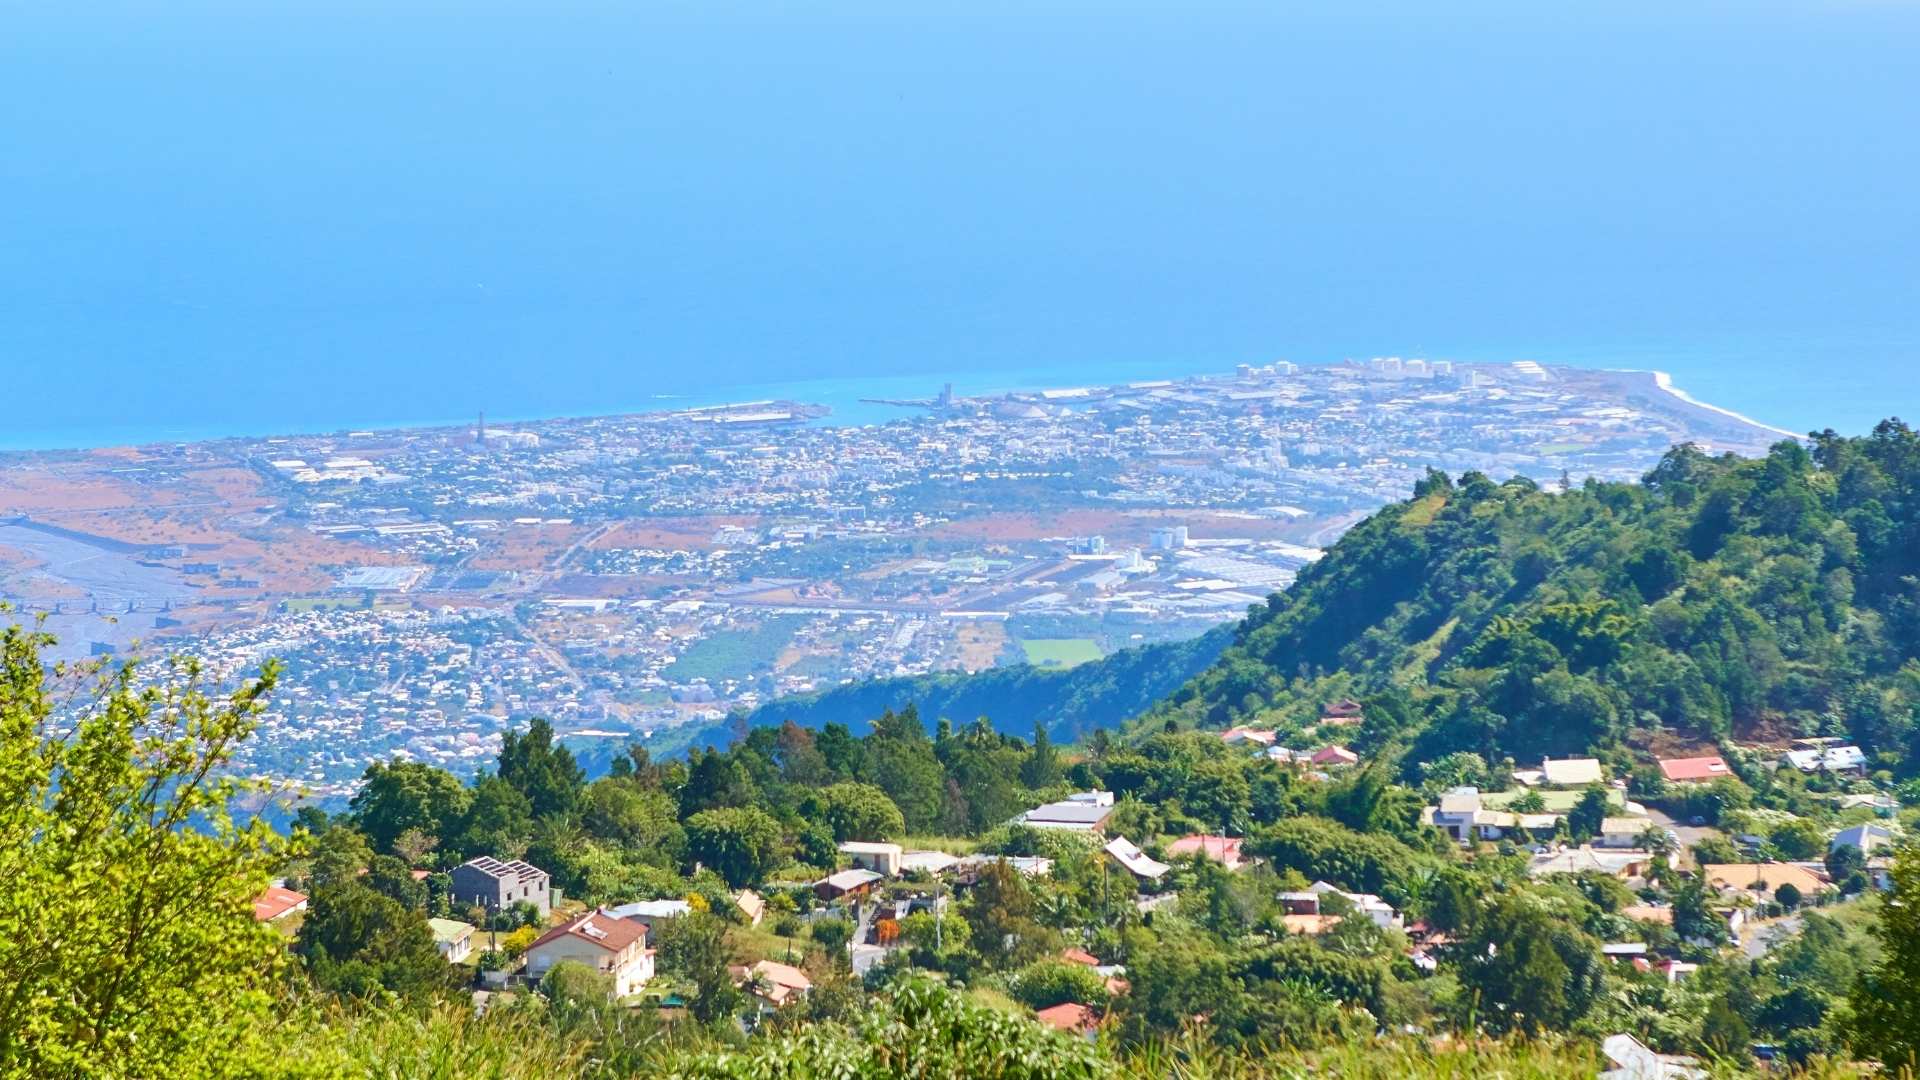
left=524, top=910, right=654, bottom=998
left=1034, top=1002, right=1102, bottom=1038
left=735, top=959, right=813, bottom=1010
left=1310, top=745, right=1360, bottom=768
left=1167, top=835, right=1246, bottom=870
left=252, top=885, right=308, bottom=923
left=1659, top=755, right=1731, bottom=784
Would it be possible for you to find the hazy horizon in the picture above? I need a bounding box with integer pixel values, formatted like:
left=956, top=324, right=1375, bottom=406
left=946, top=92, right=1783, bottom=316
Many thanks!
left=4, top=0, right=1916, bottom=447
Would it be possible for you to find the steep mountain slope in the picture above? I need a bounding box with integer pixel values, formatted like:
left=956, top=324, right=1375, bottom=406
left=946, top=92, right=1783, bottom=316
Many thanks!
left=1148, top=422, right=1920, bottom=766
left=743, top=625, right=1231, bottom=743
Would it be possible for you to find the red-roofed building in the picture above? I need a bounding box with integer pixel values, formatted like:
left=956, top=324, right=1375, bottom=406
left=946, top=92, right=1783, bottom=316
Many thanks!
left=1167, top=834, right=1247, bottom=870
left=1659, top=756, right=1732, bottom=784
left=253, top=885, right=308, bottom=922
left=1060, top=947, right=1101, bottom=967
left=525, top=911, right=654, bottom=997
left=1034, top=1002, right=1101, bottom=1037
left=1310, top=746, right=1360, bottom=768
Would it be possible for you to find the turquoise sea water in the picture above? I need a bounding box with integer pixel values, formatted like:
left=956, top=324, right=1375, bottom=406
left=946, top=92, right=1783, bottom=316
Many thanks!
left=1, top=1, right=1915, bottom=451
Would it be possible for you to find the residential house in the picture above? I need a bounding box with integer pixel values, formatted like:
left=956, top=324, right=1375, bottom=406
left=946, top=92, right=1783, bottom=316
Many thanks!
left=1595, top=817, right=1654, bottom=850
left=1034, top=1002, right=1102, bottom=1038
left=1308, top=881, right=1401, bottom=929
left=737, top=959, right=812, bottom=1010
left=1104, top=836, right=1171, bottom=881
left=524, top=911, right=654, bottom=998
left=451, top=856, right=552, bottom=916
left=1015, top=791, right=1115, bottom=833
left=1538, top=757, right=1604, bottom=788
left=252, top=885, right=308, bottom=923
left=1621, top=904, right=1673, bottom=926
left=1278, top=891, right=1321, bottom=916
left=429, top=917, right=474, bottom=964
left=899, top=850, right=962, bottom=875
left=1658, top=756, right=1731, bottom=785
left=1831, top=823, right=1894, bottom=857
left=814, top=867, right=884, bottom=902
left=1529, top=847, right=1656, bottom=880
left=1319, top=698, right=1364, bottom=725
left=1784, top=745, right=1867, bottom=774
left=1653, top=958, right=1699, bottom=983
left=1220, top=726, right=1277, bottom=747
left=1309, top=745, right=1360, bottom=768
left=1700, top=863, right=1829, bottom=898
left=1167, top=834, right=1246, bottom=870
left=840, top=841, right=905, bottom=877
left=1427, top=787, right=1522, bottom=845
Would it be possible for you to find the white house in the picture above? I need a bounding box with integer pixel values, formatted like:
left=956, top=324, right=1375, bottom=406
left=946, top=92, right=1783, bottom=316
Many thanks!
left=1832, top=823, right=1895, bottom=857
left=1103, top=836, right=1170, bottom=881
left=1308, top=881, right=1401, bottom=929
left=840, top=841, right=905, bottom=877
left=524, top=911, right=654, bottom=998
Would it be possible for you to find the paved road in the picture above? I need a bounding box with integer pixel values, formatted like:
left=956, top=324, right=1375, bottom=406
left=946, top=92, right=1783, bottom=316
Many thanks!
left=1646, top=807, right=1716, bottom=852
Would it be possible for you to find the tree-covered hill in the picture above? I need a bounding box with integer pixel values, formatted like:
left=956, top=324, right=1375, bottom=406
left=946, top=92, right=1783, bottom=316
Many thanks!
left=742, top=625, right=1230, bottom=744
left=1149, top=421, right=1920, bottom=768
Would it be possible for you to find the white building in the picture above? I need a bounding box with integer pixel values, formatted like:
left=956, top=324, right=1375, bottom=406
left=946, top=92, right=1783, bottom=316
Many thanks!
left=524, top=911, right=655, bottom=998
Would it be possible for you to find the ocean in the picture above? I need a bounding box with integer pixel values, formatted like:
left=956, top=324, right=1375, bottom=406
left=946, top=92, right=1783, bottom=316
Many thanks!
left=2, top=1, right=1916, bottom=451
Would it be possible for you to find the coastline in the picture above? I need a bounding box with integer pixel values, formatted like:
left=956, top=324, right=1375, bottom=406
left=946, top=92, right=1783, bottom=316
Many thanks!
left=1, top=358, right=1807, bottom=456
left=1643, top=370, right=1803, bottom=440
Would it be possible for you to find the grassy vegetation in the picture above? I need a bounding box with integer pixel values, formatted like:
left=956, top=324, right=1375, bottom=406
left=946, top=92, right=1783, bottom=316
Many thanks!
left=282, top=596, right=366, bottom=613
left=1019, top=637, right=1104, bottom=669
left=726, top=923, right=821, bottom=968
left=664, top=615, right=804, bottom=684
left=1481, top=787, right=1628, bottom=812
left=894, top=834, right=981, bottom=854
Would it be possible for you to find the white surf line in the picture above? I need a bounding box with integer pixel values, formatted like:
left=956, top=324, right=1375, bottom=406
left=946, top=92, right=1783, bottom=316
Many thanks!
left=1643, top=370, right=1802, bottom=440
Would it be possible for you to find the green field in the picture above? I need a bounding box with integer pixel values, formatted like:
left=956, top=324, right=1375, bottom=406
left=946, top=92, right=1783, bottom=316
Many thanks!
left=282, top=596, right=367, bottom=613
left=1019, top=637, right=1103, bottom=669
left=664, top=615, right=803, bottom=684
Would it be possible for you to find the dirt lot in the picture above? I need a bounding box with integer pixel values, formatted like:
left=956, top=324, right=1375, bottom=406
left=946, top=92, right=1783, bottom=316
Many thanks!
left=588, top=516, right=764, bottom=553
left=467, top=523, right=593, bottom=572
left=952, top=620, right=1008, bottom=672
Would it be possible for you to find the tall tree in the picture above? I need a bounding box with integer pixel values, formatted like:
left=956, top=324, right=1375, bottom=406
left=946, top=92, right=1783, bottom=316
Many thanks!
left=497, top=717, right=585, bottom=819
left=775, top=720, right=832, bottom=788
left=1020, top=720, right=1061, bottom=789
left=349, top=760, right=471, bottom=855
left=684, top=807, right=785, bottom=888
left=295, top=882, right=459, bottom=1002
left=866, top=707, right=946, bottom=832
left=1845, top=845, right=1920, bottom=1069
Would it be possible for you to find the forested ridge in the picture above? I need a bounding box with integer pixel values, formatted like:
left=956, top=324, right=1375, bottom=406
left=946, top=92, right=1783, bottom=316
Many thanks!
left=743, top=626, right=1229, bottom=745
left=1147, top=422, right=1920, bottom=770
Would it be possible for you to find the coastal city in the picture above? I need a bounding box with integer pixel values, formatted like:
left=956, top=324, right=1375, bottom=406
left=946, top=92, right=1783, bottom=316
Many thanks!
left=0, top=358, right=1788, bottom=800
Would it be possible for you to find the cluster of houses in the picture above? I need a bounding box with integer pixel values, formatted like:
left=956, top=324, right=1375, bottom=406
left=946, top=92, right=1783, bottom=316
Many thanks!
left=249, top=854, right=776, bottom=1007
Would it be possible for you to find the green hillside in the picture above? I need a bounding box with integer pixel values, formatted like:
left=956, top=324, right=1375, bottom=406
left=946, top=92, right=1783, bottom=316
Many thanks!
left=1149, top=422, right=1920, bottom=768
left=743, top=625, right=1231, bottom=744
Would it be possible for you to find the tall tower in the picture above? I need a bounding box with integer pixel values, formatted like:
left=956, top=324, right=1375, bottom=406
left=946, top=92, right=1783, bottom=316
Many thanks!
left=476, top=410, right=486, bottom=446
